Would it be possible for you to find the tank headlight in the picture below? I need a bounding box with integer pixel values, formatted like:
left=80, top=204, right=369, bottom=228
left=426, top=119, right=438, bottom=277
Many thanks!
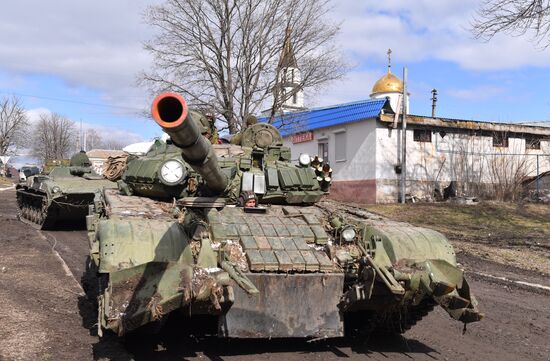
left=159, top=159, right=186, bottom=185
left=299, top=153, right=311, bottom=166
left=52, top=186, right=61, bottom=193
left=341, top=227, right=356, bottom=242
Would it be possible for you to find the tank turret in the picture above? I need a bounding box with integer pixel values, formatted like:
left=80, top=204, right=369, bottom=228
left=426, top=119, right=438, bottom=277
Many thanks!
left=70, top=150, right=92, bottom=167
left=151, top=92, right=228, bottom=193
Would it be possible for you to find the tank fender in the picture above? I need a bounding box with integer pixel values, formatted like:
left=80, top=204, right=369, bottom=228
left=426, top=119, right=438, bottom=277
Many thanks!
left=100, top=261, right=234, bottom=335
left=96, top=219, right=193, bottom=273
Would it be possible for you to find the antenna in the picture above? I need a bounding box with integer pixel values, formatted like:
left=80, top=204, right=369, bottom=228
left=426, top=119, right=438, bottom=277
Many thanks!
left=387, top=48, right=392, bottom=72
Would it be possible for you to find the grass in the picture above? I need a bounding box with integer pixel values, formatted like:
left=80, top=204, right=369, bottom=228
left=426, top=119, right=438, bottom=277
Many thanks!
left=0, top=177, right=14, bottom=187
left=362, top=201, right=550, bottom=246
left=361, top=201, right=550, bottom=274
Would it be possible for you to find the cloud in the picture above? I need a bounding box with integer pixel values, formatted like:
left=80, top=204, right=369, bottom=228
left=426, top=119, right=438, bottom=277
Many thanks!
left=447, top=85, right=506, bottom=100
left=312, top=70, right=381, bottom=106
left=26, top=107, right=52, bottom=124
left=0, top=0, right=162, bottom=111
left=333, top=0, right=550, bottom=71
left=81, top=122, right=144, bottom=147
left=2, top=0, right=548, bottom=125
left=25, top=107, right=144, bottom=147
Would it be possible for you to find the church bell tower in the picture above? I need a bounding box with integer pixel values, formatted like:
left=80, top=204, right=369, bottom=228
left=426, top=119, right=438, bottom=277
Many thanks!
left=273, top=27, right=306, bottom=113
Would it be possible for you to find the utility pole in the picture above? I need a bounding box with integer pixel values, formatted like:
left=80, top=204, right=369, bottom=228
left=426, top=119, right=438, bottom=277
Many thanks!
left=431, top=88, right=438, bottom=118
left=400, top=67, right=408, bottom=204
left=536, top=154, right=540, bottom=202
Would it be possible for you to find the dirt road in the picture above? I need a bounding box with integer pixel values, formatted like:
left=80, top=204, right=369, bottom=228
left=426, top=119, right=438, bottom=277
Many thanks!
left=0, top=189, right=549, bottom=361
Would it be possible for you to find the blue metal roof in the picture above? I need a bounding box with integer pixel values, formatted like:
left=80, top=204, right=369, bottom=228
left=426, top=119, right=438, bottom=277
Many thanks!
left=261, top=98, right=389, bottom=137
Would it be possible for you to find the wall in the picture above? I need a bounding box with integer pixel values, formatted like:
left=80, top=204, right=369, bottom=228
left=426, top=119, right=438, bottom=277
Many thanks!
left=284, top=117, right=550, bottom=203
left=375, top=124, right=550, bottom=202
left=283, top=119, right=378, bottom=202
left=89, top=157, right=106, bottom=175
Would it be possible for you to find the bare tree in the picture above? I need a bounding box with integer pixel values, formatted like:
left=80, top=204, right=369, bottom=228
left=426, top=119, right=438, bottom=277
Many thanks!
left=85, top=128, right=102, bottom=150
left=472, top=0, right=550, bottom=47
left=0, top=95, right=29, bottom=155
left=140, top=0, right=346, bottom=134
left=33, top=113, right=77, bottom=163
left=100, top=138, right=127, bottom=150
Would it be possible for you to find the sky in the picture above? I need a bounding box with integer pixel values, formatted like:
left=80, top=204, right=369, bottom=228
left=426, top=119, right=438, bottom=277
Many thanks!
left=1, top=0, right=550, bottom=161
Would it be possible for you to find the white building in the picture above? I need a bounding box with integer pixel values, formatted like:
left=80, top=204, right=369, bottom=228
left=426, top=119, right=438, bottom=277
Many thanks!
left=271, top=103, right=550, bottom=203
left=266, top=51, right=550, bottom=203
left=87, top=149, right=126, bottom=175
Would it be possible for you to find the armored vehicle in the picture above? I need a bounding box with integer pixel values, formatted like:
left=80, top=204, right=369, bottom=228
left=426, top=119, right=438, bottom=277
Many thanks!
left=87, top=92, right=482, bottom=338
left=16, top=151, right=116, bottom=229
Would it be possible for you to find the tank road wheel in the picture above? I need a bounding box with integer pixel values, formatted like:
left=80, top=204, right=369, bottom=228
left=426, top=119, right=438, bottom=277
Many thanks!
left=39, top=197, right=53, bottom=229
left=344, top=311, right=378, bottom=341
left=23, top=205, right=30, bottom=220
left=375, top=299, right=436, bottom=335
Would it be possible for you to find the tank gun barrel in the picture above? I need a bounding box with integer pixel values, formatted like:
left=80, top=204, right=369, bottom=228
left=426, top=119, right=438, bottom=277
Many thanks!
left=151, top=92, right=228, bottom=193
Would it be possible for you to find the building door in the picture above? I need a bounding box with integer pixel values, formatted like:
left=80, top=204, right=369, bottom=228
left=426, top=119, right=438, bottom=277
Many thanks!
left=318, top=141, right=328, bottom=161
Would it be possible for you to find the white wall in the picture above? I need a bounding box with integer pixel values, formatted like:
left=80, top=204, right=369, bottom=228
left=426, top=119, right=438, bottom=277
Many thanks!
left=371, top=92, right=409, bottom=114
left=284, top=118, right=550, bottom=202
left=89, top=158, right=105, bottom=175
left=283, top=120, right=377, bottom=180
left=375, top=124, right=550, bottom=201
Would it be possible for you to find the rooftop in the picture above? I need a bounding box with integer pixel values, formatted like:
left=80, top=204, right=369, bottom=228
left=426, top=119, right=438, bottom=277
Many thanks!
left=261, top=97, right=550, bottom=137
left=262, top=98, right=391, bottom=137
left=86, top=149, right=126, bottom=159
left=379, top=114, right=550, bottom=136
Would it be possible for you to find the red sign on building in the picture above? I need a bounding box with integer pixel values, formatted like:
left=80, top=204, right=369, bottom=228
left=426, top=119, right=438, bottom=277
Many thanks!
left=292, top=131, right=314, bottom=144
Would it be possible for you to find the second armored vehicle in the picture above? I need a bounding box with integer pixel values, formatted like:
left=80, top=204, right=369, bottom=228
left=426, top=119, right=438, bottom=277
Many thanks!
left=87, top=93, right=482, bottom=338
left=16, top=151, right=117, bottom=229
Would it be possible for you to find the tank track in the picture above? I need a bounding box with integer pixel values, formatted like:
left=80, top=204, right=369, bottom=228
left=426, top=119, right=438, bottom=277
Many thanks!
left=315, top=200, right=386, bottom=222
left=373, top=299, right=436, bottom=334
left=16, top=188, right=54, bottom=230
left=345, top=299, right=436, bottom=340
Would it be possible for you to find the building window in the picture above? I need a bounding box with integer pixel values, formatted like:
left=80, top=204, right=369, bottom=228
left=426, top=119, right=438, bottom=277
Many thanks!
left=492, top=133, right=509, bottom=147
left=318, top=141, right=329, bottom=161
left=334, top=131, right=346, bottom=162
left=413, top=129, right=432, bottom=142
left=526, top=136, right=541, bottom=150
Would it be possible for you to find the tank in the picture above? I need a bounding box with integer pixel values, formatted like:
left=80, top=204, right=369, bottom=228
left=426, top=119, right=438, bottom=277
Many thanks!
left=87, top=92, right=482, bottom=338
left=16, top=151, right=117, bottom=229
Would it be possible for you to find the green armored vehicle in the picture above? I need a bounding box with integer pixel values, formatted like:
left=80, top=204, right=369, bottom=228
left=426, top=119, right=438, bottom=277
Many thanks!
left=87, top=92, right=482, bottom=338
left=16, top=151, right=116, bottom=229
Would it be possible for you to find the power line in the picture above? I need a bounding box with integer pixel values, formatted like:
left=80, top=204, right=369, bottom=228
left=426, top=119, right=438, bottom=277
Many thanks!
left=0, top=90, right=145, bottom=112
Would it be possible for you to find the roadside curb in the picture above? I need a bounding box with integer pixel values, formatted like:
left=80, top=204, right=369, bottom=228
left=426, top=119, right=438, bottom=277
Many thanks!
left=471, top=271, right=550, bottom=294
left=36, top=231, right=86, bottom=297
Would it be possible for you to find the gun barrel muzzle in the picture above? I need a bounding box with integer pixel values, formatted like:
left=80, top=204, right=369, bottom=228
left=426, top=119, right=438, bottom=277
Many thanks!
left=151, top=93, right=228, bottom=193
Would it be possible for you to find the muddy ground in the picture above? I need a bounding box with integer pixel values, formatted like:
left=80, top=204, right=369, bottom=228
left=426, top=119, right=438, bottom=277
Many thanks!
left=0, top=189, right=549, bottom=361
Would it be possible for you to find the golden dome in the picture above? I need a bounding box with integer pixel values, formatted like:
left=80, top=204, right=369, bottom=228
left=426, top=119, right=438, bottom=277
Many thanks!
left=371, top=70, right=403, bottom=95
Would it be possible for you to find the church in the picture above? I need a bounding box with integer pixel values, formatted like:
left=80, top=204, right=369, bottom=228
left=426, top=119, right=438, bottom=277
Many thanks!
left=265, top=38, right=550, bottom=203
